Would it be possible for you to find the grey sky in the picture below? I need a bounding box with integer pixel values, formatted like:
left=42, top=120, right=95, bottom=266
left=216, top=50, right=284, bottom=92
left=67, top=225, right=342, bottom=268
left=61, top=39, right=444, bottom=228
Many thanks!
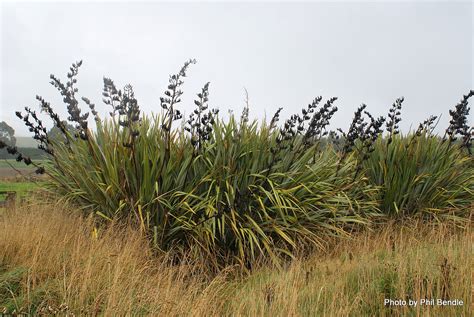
left=1, top=1, right=472, bottom=136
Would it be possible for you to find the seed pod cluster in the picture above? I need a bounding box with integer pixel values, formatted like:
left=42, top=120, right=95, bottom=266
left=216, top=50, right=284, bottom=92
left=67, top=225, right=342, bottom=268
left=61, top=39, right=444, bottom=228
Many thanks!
left=445, top=90, right=473, bottom=153
left=361, top=111, right=385, bottom=159
left=304, top=97, right=338, bottom=147
left=269, top=107, right=283, bottom=131
left=119, top=85, right=141, bottom=147
left=185, top=82, right=219, bottom=150
left=15, top=107, right=52, bottom=156
left=102, top=77, right=121, bottom=117
left=49, top=60, right=89, bottom=140
left=338, top=104, right=367, bottom=157
left=415, top=115, right=438, bottom=137
left=160, top=59, right=196, bottom=132
left=386, top=97, right=403, bottom=145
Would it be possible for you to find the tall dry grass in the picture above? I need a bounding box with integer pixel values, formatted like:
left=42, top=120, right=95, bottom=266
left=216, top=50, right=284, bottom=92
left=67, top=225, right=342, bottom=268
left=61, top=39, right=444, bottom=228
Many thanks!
left=0, top=202, right=472, bottom=316
left=0, top=202, right=222, bottom=316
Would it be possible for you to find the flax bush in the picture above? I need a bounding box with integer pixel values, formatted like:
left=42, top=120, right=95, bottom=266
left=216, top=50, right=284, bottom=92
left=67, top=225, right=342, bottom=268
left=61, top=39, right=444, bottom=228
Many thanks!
left=361, top=95, right=474, bottom=219
left=4, top=60, right=473, bottom=268
left=364, top=134, right=473, bottom=219
left=45, top=112, right=378, bottom=268
left=4, top=60, right=380, bottom=268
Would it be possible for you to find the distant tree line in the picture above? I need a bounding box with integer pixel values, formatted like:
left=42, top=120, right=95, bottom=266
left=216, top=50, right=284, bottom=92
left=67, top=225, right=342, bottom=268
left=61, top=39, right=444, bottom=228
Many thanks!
left=0, top=121, right=16, bottom=146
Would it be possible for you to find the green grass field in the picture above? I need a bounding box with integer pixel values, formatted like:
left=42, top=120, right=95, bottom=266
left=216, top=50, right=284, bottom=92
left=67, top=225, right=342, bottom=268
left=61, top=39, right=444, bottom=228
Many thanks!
left=0, top=159, right=47, bottom=179
left=0, top=181, right=41, bottom=201
left=0, top=159, right=45, bottom=168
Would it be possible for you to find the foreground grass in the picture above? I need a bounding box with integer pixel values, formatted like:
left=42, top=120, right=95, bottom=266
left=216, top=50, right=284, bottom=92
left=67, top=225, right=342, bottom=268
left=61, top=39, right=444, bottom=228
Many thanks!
left=0, top=202, right=472, bottom=316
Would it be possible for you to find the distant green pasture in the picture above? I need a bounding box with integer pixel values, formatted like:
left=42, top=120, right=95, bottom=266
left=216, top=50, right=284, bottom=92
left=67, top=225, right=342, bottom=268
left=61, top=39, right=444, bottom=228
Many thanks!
left=0, top=181, right=42, bottom=201
left=0, top=159, right=46, bottom=169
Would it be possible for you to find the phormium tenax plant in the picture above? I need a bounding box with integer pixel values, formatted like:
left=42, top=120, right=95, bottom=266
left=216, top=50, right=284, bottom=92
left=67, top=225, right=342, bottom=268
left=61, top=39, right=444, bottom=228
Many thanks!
left=4, top=60, right=473, bottom=269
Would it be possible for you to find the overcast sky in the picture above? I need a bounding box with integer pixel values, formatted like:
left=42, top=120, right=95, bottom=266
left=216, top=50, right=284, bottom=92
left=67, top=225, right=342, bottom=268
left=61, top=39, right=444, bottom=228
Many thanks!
left=1, top=1, right=472, bottom=136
